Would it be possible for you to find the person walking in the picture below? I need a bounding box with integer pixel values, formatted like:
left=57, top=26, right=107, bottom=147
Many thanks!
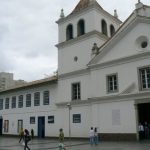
left=59, top=128, right=64, bottom=143
left=24, top=129, right=31, bottom=150
left=58, top=128, right=65, bottom=150
left=31, top=129, right=34, bottom=140
left=19, top=128, right=24, bottom=143
left=89, top=127, right=94, bottom=145
left=94, top=127, right=98, bottom=145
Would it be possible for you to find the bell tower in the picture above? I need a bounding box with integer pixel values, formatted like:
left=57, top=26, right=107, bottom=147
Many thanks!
left=56, top=0, right=122, bottom=75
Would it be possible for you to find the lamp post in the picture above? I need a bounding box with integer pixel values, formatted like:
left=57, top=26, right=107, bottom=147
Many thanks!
left=67, top=103, right=72, bottom=144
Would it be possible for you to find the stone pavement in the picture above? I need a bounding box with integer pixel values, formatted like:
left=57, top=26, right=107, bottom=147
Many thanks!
left=0, top=137, right=150, bottom=150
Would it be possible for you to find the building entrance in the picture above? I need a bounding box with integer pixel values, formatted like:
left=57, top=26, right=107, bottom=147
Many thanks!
left=138, top=103, right=150, bottom=139
left=138, top=103, right=150, bottom=124
left=38, top=116, right=45, bottom=138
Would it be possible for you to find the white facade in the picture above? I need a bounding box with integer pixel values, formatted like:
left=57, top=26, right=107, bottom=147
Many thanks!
left=0, top=0, right=150, bottom=140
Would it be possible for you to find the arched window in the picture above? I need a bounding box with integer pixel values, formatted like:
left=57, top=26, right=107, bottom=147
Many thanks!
left=110, top=24, right=115, bottom=37
left=77, top=19, right=85, bottom=36
left=101, top=19, right=107, bottom=36
left=66, top=24, right=73, bottom=41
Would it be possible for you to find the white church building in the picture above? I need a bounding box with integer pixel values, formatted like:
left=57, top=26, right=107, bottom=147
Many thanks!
left=0, top=0, right=150, bottom=141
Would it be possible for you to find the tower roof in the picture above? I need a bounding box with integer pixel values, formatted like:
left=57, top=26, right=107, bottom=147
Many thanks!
left=56, top=0, right=122, bottom=24
left=71, top=0, right=102, bottom=14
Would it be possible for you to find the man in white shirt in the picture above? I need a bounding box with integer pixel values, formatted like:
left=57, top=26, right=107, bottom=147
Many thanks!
left=139, top=123, right=144, bottom=140
left=89, top=127, right=94, bottom=145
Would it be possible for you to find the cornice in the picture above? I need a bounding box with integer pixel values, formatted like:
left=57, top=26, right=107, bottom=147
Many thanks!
left=88, top=51, right=150, bottom=70
left=56, top=30, right=108, bottom=49
left=58, top=68, right=90, bottom=80
left=55, top=90, right=150, bottom=107
left=56, top=3, right=121, bottom=24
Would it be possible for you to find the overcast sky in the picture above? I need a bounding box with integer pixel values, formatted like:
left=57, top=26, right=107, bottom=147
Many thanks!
left=0, top=0, right=150, bottom=82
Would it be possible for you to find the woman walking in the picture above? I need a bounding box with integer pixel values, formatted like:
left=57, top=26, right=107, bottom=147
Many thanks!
left=19, top=128, right=24, bottom=143
left=24, top=129, right=31, bottom=150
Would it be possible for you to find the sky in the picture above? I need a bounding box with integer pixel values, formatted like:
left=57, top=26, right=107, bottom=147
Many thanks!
left=0, top=0, right=150, bottom=82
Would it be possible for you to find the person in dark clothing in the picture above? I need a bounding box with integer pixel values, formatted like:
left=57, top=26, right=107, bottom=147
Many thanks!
left=24, top=129, right=31, bottom=150
left=31, top=129, right=34, bottom=140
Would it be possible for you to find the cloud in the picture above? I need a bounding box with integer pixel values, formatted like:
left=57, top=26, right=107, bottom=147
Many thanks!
left=0, top=0, right=58, bottom=81
left=0, top=0, right=150, bottom=81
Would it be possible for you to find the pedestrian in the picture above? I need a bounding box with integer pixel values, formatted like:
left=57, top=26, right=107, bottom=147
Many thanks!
left=59, top=128, right=64, bottom=143
left=89, top=127, right=94, bottom=145
left=19, top=128, right=24, bottom=143
left=24, top=129, right=31, bottom=150
left=139, top=123, right=144, bottom=140
left=144, top=122, right=150, bottom=139
left=31, top=129, right=34, bottom=140
left=94, top=127, right=98, bottom=145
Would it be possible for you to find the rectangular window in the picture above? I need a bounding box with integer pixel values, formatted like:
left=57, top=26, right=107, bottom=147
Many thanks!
left=18, top=120, right=23, bottom=133
left=4, top=120, right=9, bottom=132
left=26, top=94, right=31, bottom=107
left=0, top=99, right=3, bottom=110
left=34, top=92, right=40, bottom=106
left=107, top=74, right=118, bottom=93
left=43, top=91, right=49, bottom=105
left=73, top=114, right=81, bottom=123
left=139, top=67, right=150, bottom=90
left=5, top=98, right=9, bottom=109
left=12, top=96, right=16, bottom=109
left=48, top=116, right=54, bottom=124
left=30, top=117, right=35, bottom=124
left=72, top=82, right=81, bottom=100
left=18, top=95, right=23, bottom=108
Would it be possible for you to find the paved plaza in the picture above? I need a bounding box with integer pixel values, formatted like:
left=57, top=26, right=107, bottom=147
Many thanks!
left=0, top=137, right=150, bottom=150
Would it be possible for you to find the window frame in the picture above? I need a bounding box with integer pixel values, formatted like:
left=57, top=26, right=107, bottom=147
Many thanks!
left=48, top=116, right=54, bottom=124
left=12, top=96, right=16, bottom=109
left=71, top=82, right=81, bottom=100
left=43, top=91, right=50, bottom=105
left=73, top=114, right=81, bottom=123
left=106, top=73, right=118, bottom=93
left=138, top=66, right=150, bottom=91
left=0, top=99, right=3, bottom=110
left=4, top=120, right=9, bottom=133
left=18, top=95, right=23, bottom=108
left=30, top=117, right=35, bottom=124
left=5, top=98, right=9, bottom=109
left=66, top=24, right=73, bottom=41
left=77, top=19, right=85, bottom=36
left=26, top=94, right=31, bottom=107
left=34, top=92, right=40, bottom=106
left=110, top=24, right=115, bottom=37
left=101, top=19, right=108, bottom=36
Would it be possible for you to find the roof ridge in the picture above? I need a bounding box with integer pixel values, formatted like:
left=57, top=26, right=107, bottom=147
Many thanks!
left=71, top=0, right=102, bottom=15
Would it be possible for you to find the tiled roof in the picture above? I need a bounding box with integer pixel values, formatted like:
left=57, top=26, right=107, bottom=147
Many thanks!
left=71, top=0, right=102, bottom=14
left=0, top=76, right=57, bottom=93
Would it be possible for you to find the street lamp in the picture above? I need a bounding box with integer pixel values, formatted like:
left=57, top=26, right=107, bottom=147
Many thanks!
left=67, top=103, right=72, bottom=144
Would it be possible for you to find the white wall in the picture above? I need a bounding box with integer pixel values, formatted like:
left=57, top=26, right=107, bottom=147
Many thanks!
left=97, top=23, right=150, bottom=64
left=97, top=100, right=136, bottom=133
left=57, top=73, right=91, bottom=103
left=91, top=58, right=150, bottom=97
left=0, top=83, right=58, bottom=136
left=58, top=36, right=104, bottom=75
